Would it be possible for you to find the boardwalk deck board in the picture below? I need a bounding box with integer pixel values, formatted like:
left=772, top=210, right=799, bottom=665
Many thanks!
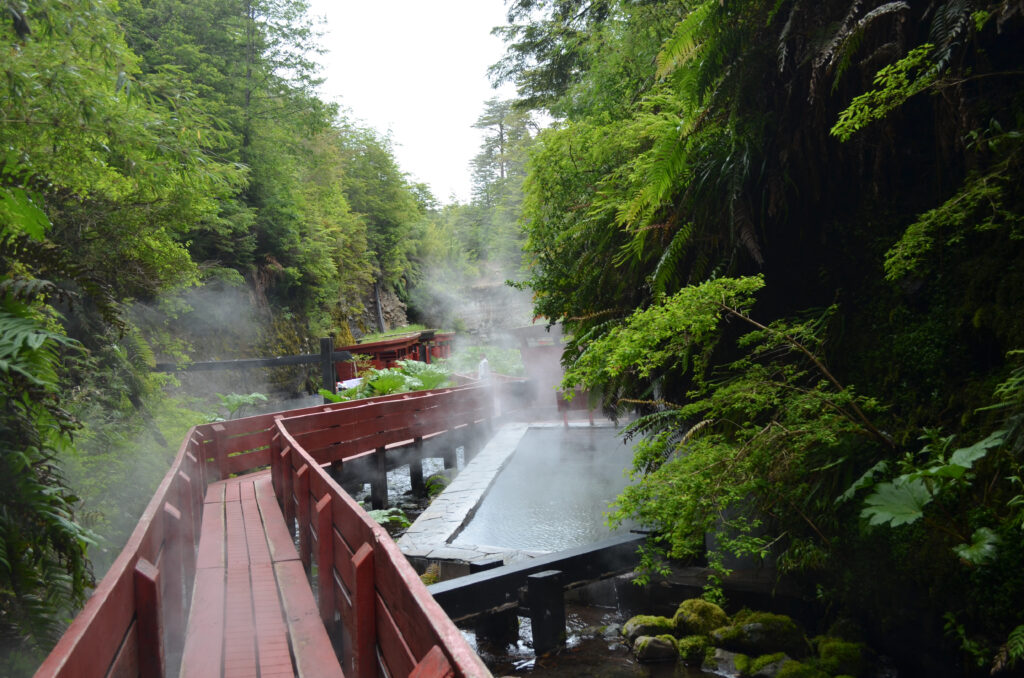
left=182, top=472, right=344, bottom=678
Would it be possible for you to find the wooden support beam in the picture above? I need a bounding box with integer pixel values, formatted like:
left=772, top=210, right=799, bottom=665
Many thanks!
left=315, top=495, right=335, bottom=629
left=297, top=464, right=311, bottom=571
left=320, top=337, right=336, bottom=395
left=162, top=503, right=185, bottom=676
left=280, top=447, right=295, bottom=531
left=370, top=447, right=387, bottom=510
left=410, top=645, right=454, bottom=678
left=134, top=557, right=164, bottom=678
left=352, top=543, right=376, bottom=678
left=410, top=437, right=424, bottom=495
left=211, top=423, right=227, bottom=480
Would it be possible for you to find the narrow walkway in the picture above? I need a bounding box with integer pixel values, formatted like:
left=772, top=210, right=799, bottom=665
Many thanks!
left=180, top=471, right=344, bottom=678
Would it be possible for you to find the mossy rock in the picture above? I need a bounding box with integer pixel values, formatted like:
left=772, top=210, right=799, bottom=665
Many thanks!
left=825, top=618, right=865, bottom=642
left=677, top=635, right=708, bottom=665
left=747, top=652, right=790, bottom=677
left=633, top=634, right=679, bottom=663
left=775, top=660, right=829, bottom=678
left=706, top=649, right=748, bottom=675
left=710, top=612, right=810, bottom=658
left=815, top=637, right=869, bottom=677
left=673, top=598, right=729, bottom=635
left=622, top=614, right=675, bottom=643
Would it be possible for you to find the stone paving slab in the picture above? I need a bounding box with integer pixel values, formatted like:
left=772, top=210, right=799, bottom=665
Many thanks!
left=397, top=420, right=616, bottom=565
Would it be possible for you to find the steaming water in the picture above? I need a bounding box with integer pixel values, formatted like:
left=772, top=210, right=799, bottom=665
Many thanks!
left=452, top=427, right=636, bottom=552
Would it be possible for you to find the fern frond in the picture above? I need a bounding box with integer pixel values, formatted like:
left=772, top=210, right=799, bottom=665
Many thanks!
left=929, top=0, right=970, bottom=72
left=649, top=222, right=693, bottom=296
left=826, top=2, right=912, bottom=94
left=656, top=0, right=715, bottom=79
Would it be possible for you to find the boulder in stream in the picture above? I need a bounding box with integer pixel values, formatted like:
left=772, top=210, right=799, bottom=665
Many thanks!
left=622, top=614, right=675, bottom=643
left=673, top=597, right=730, bottom=635
left=633, top=634, right=680, bottom=663
left=710, top=611, right=810, bottom=659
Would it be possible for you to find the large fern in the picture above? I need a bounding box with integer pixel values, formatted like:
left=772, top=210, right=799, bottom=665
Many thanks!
left=0, top=293, right=93, bottom=657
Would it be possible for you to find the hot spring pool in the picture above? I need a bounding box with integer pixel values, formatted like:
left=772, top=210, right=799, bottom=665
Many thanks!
left=450, top=425, right=637, bottom=553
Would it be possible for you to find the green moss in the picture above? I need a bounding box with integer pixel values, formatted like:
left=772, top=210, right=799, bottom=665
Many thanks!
left=751, top=652, right=788, bottom=673
left=673, top=598, right=730, bottom=635
left=734, top=653, right=752, bottom=675
left=622, top=614, right=676, bottom=642
left=775, top=659, right=830, bottom=678
left=677, top=635, right=708, bottom=665
left=816, top=637, right=869, bottom=677
left=703, top=644, right=718, bottom=668
left=633, top=634, right=680, bottom=663
left=710, top=611, right=809, bottom=658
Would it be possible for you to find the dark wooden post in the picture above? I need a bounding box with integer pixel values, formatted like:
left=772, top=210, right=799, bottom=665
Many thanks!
left=320, top=337, right=336, bottom=395
left=410, top=437, right=424, bottom=495
left=527, top=570, right=565, bottom=655
left=471, top=559, right=517, bottom=647
left=441, top=444, right=457, bottom=471
left=210, top=423, right=227, bottom=480
left=134, top=557, right=164, bottom=678
left=370, top=447, right=387, bottom=510
left=316, top=495, right=335, bottom=628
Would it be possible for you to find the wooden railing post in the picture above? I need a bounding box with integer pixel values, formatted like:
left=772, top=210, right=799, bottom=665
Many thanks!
left=162, top=503, right=185, bottom=677
left=315, top=495, right=335, bottom=628
left=370, top=447, right=387, bottom=510
left=320, top=337, right=336, bottom=394
left=296, top=464, right=311, bottom=570
left=134, top=557, right=164, bottom=678
left=410, top=646, right=454, bottom=678
left=270, top=417, right=284, bottom=502
left=410, top=436, right=424, bottom=495
left=210, top=423, right=228, bottom=480
left=352, top=543, right=376, bottom=678
left=280, top=447, right=295, bottom=531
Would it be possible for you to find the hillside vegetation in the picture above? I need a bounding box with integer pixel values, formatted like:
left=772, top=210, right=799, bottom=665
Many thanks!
left=494, top=1, right=1023, bottom=675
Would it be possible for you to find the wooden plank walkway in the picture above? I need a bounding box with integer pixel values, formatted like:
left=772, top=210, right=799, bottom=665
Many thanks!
left=180, top=471, right=344, bottom=678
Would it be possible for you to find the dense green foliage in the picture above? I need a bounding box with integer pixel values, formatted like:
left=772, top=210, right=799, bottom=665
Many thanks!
left=0, top=0, right=434, bottom=667
left=497, top=0, right=1024, bottom=674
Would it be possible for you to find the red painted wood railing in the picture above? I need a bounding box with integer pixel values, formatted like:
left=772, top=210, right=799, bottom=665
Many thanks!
left=272, top=387, right=495, bottom=678
left=35, top=385, right=498, bottom=678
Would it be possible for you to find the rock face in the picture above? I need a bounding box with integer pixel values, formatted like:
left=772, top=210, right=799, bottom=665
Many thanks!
left=633, top=635, right=679, bottom=663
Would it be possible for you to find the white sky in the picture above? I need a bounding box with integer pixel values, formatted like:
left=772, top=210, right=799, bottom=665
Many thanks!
left=306, top=0, right=517, bottom=205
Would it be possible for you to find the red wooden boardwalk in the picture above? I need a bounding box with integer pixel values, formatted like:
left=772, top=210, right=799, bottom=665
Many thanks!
left=180, top=472, right=343, bottom=678
left=35, top=386, right=502, bottom=678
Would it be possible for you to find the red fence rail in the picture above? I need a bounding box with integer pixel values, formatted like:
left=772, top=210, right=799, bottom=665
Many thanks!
left=271, top=387, right=494, bottom=678
left=35, top=385, right=498, bottom=678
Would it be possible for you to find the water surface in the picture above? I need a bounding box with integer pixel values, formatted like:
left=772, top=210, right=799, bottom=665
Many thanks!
left=452, top=426, right=636, bottom=552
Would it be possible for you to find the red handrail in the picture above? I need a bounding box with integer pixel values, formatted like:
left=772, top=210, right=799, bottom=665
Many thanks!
left=272, top=388, right=495, bottom=678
